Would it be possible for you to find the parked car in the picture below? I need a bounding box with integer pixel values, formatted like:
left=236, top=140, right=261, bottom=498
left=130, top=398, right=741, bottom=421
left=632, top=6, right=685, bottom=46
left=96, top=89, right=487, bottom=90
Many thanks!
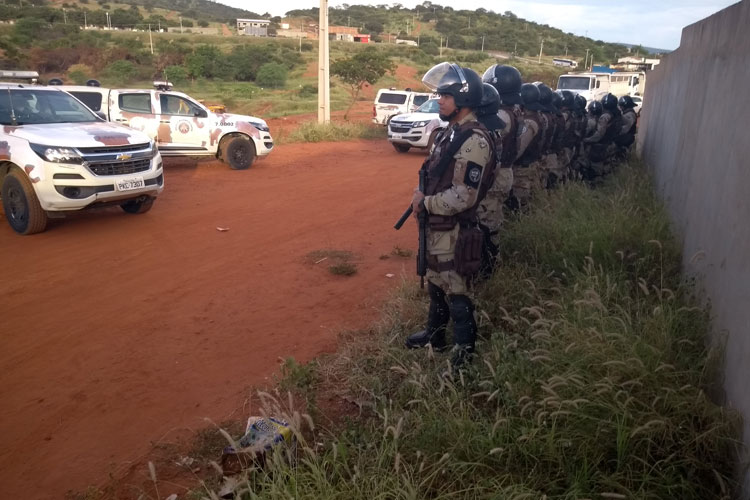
left=387, top=98, right=447, bottom=153
left=0, top=84, right=163, bottom=235
left=56, top=82, right=272, bottom=170
left=372, top=88, right=432, bottom=126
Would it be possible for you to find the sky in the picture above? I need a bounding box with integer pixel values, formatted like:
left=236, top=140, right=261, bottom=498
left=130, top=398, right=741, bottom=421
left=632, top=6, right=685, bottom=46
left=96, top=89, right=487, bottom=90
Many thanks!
left=230, top=0, right=739, bottom=50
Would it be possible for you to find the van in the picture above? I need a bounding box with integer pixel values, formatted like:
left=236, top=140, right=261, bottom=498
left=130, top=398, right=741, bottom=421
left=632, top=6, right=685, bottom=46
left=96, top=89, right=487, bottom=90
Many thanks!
left=372, top=88, right=432, bottom=126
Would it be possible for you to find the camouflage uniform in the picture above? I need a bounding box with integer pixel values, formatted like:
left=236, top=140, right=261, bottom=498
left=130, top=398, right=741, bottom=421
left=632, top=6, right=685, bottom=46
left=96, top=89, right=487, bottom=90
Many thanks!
left=512, top=111, right=544, bottom=206
left=476, top=106, right=518, bottom=247
left=424, top=112, right=494, bottom=296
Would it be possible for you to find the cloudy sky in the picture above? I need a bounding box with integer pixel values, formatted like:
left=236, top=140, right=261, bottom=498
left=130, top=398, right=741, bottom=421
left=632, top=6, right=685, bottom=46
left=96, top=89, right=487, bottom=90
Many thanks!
left=231, top=0, right=739, bottom=50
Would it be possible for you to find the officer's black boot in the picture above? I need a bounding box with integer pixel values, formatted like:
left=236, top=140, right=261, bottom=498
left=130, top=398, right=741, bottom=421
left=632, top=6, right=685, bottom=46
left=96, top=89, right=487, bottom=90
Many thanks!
left=405, top=283, right=449, bottom=350
left=448, top=294, right=477, bottom=369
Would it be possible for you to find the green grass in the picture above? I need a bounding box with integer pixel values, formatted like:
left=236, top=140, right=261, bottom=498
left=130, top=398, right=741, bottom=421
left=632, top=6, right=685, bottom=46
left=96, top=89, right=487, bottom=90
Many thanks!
left=283, top=121, right=387, bottom=144
left=186, top=159, right=740, bottom=500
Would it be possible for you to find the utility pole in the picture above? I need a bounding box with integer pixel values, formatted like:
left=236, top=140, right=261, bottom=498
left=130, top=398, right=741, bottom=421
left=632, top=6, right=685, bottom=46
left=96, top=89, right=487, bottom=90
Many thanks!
left=538, top=39, right=544, bottom=63
left=63, top=8, right=67, bottom=24
left=439, top=36, right=443, bottom=56
left=317, top=0, right=330, bottom=123
left=180, top=16, right=183, bottom=34
left=513, top=41, right=517, bottom=58
left=481, top=35, right=484, bottom=52
left=149, top=24, right=154, bottom=54
left=565, top=45, right=568, bottom=56
left=83, top=11, right=87, bottom=29
left=585, top=48, right=590, bottom=69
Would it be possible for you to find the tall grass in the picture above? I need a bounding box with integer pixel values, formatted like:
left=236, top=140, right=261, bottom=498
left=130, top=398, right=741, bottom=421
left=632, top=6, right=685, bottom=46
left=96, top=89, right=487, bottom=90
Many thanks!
left=189, top=160, right=740, bottom=500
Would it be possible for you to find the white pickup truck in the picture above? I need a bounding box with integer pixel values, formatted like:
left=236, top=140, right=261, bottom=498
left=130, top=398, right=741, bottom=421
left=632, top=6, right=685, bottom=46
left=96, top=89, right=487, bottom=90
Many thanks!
left=58, top=82, right=273, bottom=170
left=0, top=82, right=164, bottom=235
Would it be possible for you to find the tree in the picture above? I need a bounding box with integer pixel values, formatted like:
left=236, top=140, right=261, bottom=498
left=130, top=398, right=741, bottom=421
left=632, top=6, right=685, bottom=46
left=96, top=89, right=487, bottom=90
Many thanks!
left=331, top=47, right=394, bottom=120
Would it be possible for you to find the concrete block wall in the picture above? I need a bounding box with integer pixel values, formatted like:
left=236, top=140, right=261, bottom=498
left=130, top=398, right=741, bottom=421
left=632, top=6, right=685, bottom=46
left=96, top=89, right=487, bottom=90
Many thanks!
left=637, top=0, right=750, bottom=492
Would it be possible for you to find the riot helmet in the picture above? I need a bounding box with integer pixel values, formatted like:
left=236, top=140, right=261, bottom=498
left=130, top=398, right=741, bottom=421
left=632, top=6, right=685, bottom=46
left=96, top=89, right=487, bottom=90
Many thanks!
left=601, top=93, right=618, bottom=112
left=422, top=62, right=482, bottom=109
left=476, top=83, right=505, bottom=131
left=550, top=91, right=563, bottom=111
left=587, top=100, right=603, bottom=116
left=482, top=64, right=523, bottom=106
left=574, top=94, right=587, bottom=111
left=520, top=83, right=544, bottom=112
left=559, top=90, right=575, bottom=109
left=534, top=82, right=554, bottom=112
left=477, top=83, right=501, bottom=116
left=618, top=95, right=635, bottom=109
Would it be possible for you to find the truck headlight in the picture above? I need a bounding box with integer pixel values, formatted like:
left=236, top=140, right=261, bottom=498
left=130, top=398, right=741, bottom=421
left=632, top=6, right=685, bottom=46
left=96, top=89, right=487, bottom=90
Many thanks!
left=30, top=144, right=83, bottom=164
left=249, top=121, right=269, bottom=132
left=413, top=120, right=430, bottom=128
left=150, top=140, right=158, bottom=157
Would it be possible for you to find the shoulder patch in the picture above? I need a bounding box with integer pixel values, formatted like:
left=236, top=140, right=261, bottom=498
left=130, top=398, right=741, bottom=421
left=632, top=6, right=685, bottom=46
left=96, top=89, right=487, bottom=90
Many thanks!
left=464, top=161, right=483, bottom=189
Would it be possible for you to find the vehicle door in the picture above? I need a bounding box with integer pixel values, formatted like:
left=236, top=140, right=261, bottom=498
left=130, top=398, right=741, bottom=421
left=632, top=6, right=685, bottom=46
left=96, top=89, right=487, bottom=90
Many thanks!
left=156, top=93, right=211, bottom=151
left=108, top=90, right=160, bottom=140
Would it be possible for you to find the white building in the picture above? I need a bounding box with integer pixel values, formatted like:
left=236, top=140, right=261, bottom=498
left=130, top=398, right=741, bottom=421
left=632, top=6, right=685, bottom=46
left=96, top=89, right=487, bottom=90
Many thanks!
left=237, top=18, right=270, bottom=36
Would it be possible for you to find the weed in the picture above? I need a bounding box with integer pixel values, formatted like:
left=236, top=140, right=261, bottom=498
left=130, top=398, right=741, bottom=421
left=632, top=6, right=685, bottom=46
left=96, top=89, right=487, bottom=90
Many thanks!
left=329, top=262, right=358, bottom=276
left=284, top=121, right=387, bottom=144
left=391, top=245, right=413, bottom=258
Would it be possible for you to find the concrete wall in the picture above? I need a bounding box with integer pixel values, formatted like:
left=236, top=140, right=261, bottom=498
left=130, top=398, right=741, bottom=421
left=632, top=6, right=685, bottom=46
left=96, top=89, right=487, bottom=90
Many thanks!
left=637, top=0, right=750, bottom=492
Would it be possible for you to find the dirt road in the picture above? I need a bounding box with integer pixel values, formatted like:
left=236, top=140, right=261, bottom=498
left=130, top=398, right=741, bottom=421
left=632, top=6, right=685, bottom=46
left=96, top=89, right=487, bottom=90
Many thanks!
left=0, top=139, right=425, bottom=498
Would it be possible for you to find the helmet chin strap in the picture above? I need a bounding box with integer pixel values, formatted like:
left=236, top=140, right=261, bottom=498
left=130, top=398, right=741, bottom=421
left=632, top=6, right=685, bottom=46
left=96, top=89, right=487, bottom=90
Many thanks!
left=439, top=107, right=460, bottom=122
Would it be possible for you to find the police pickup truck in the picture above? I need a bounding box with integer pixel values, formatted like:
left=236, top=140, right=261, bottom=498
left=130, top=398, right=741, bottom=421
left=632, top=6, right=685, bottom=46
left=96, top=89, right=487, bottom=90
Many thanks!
left=387, top=98, right=447, bottom=153
left=0, top=73, right=163, bottom=235
left=58, top=81, right=273, bottom=170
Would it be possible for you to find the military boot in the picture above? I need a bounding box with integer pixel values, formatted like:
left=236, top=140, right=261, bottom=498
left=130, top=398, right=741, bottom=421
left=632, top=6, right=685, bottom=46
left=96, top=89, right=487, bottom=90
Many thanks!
left=405, top=283, right=449, bottom=350
left=449, top=294, right=477, bottom=369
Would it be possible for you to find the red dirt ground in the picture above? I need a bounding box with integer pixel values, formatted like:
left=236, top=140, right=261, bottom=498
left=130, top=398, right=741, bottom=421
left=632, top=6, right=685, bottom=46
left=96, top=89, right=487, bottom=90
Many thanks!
left=0, top=139, right=430, bottom=499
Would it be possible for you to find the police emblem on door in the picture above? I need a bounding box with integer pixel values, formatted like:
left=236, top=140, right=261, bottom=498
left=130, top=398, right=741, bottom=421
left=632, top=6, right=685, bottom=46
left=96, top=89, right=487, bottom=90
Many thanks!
left=178, top=121, right=191, bottom=134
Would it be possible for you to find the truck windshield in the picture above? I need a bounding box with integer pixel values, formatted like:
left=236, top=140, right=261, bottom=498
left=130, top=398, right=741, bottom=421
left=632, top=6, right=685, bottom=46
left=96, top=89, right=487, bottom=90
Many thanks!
left=0, top=89, right=98, bottom=125
left=416, top=99, right=439, bottom=114
left=557, top=76, right=591, bottom=90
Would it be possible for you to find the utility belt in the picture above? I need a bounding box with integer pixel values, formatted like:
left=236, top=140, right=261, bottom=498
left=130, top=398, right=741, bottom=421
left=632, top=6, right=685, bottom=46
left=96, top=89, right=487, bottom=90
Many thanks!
left=426, top=219, right=483, bottom=277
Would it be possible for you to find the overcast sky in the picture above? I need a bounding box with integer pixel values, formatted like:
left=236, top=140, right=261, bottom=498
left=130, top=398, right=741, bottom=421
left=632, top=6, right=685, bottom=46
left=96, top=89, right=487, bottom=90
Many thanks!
left=231, top=0, right=739, bottom=50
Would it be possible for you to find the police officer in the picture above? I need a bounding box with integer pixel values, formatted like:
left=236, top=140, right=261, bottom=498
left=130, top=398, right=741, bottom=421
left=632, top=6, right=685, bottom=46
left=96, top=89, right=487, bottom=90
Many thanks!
left=406, top=62, right=495, bottom=369
left=614, top=95, right=638, bottom=160
left=583, top=93, right=621, bottom=181
left=513, top=83, right=545, bottom=207
left=474, top=83, right=505, bottom=278
left=477, top=64, right=523, bottom=274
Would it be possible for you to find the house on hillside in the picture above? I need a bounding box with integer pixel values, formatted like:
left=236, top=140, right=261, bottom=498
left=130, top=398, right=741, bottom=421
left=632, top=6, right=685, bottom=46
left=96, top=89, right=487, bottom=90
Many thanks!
left=237, top=18, right=269, bottom=36
left=329, top=25, right=369, bottom=43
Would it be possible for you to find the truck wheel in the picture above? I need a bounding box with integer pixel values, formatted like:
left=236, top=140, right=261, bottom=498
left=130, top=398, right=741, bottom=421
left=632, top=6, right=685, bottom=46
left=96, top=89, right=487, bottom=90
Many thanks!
left=120, top=196, right=155, bottom=214
left=1, top=169, right=48, bottom=235
left=222, top=136, right=256, bottom=170
left=393, top=143, right=411, bottom=153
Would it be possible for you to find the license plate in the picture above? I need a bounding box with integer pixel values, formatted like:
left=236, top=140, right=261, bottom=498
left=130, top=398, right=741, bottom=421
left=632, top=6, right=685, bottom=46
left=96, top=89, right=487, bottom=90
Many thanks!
left=116, top=177, right=144, bottom=192
left=391, top=133, right=402, bottom=139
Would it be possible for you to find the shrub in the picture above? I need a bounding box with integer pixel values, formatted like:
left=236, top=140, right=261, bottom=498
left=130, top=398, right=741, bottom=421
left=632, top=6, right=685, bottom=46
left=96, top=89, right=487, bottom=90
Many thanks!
left=301, top=41, right=313, bottom=52
left=255, top=62, right=287, bottom=88
left=67, top=63, right=94, bottom=85
left=298, top=84, right=317, bottom=97
left=103, top=59, right=137, bottom=83
left=420, top=41, right=439, bottom=55
left=163, top=65, right=188, bottom=84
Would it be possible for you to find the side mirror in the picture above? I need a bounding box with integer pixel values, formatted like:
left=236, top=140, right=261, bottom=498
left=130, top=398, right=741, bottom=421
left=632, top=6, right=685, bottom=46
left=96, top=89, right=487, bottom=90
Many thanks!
left=95, top=111, right=107, bottom=121
left=194, top=109, right=207, bottom=118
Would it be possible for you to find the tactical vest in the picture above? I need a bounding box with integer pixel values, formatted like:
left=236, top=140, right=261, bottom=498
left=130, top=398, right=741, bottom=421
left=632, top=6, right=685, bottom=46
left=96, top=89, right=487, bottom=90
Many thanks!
left=561, top=110, right=579, bottom=148
left=517, top=111, right=544, bottom=166
left=497, top=105, right=519, bottom=168
left=424, top=120, right=496, bottom=230
left=600, top=110, right=622, bottom=144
